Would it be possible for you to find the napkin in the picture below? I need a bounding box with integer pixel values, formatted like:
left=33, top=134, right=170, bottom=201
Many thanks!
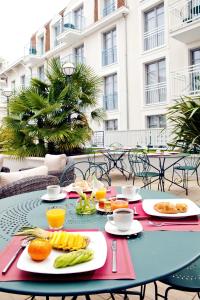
left=0, top=230, right=135, bottom=281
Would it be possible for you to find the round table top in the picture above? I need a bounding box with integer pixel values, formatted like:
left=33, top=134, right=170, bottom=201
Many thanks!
left=0, top=188, right=199, bottom=296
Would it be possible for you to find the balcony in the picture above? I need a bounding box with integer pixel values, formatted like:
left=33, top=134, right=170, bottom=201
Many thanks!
left=169, top=0, right=200, bottom=43
left=61, top=54, right=86, bottom=66
left=103, top=93, right=118, bottom=111
left=23, top=46, right=42, bottom=66
left=145, top=82, right=167, bottom=105
left=170, top=63, right=200, bottom=99
left=144, top=26, right=165, bottom=51
left=57, top=13, right=85, bottom=46
left=102, top=47, right=117, bottom=66
left=102, top=1, right=116, bottom=17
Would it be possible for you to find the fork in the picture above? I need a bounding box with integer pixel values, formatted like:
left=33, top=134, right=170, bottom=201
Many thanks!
left=148, top=221, right=199, bottom=227
left=2, top=239, right=29, bottom=275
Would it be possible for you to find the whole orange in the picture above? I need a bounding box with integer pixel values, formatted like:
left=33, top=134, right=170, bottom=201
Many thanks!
left=28, top=238, right=52, bottom=261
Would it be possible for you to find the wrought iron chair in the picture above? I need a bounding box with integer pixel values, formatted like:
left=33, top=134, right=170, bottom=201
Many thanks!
left=87, top=151, right=109, bottom=174
left=128, top=152, right=160, bottom=189
left=169, top=154, right=200, bottom=195
left=155, top=258, right=200, bottom=299
left=60, top=161, right=111, bottom=187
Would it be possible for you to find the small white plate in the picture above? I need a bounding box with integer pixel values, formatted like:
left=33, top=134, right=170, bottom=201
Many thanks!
left=41, top=193, right=66, bottom=202
left=17, top=232, right=107, bottom=274
left=105, top=220, right=143, bottom=236
left=116, top=194, right=142, bottom=203
left=63, top=183, right=92, bottom=193
left=142, top=199, right=200, bottom=218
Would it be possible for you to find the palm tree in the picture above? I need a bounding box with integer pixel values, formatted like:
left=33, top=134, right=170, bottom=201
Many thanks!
left=2, top=58, right=105, bottom=157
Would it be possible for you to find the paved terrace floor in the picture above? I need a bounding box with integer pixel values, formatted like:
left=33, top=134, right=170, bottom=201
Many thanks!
left=1, top=170, right=200, bottom=300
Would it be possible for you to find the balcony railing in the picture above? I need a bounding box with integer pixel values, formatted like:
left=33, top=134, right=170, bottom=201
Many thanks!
left=103, top=93, right=118, bottom=110
left=170, top=63, right=200, bottom=99
left=61, top=13, right=85, bottom=31
left=145, top=82, right=167, bottom=105
left=61, top=54, right=86, bottom=66
left=144, top=26, right=165, bottom=51
left=102, top=47, right=117, bottom=66
left=103, top=1, right=116, bottom=17
left=169, top=0, right=200, bottom=31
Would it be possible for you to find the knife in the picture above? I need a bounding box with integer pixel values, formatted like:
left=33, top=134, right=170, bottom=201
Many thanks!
left=112, top=240, right=117, bottom=273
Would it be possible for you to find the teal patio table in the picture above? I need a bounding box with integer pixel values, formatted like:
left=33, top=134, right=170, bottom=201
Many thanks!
left=0, top=189, right=199, bottom=297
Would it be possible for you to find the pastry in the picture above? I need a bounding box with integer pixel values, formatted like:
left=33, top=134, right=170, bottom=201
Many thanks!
left=154, top=202, right=188, bottom=214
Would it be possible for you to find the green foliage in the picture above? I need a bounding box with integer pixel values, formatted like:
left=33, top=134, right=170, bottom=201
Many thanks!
left=3, top=58, right=105, bottom=157
left=167, top=96, right=200, bottom=151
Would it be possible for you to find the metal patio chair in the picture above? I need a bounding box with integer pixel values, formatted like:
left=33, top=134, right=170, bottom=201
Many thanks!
left=128, top=152, right=160, bottom=189
left=169, top=154, right=200, bottom=195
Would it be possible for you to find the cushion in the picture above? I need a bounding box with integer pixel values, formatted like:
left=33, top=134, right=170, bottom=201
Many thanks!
left=44, top=154, right=68, bottom=172
left=0, top=155, right=4, bottom=171
left=0, top=165, right=48, bottom=187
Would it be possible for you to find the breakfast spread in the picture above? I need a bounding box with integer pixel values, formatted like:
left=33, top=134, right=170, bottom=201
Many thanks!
left=154, top=202, right=188, bottom=214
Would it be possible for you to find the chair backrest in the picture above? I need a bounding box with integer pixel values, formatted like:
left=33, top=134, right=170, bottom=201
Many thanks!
left=183, top=155, right=200, bottom=169
left=128, top=152, right=151, bottom=175
left=60, top=161, right=111, bottom=186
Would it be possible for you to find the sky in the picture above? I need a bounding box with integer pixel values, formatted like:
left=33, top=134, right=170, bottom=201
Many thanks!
left=0, top=0, right=69, bottom=63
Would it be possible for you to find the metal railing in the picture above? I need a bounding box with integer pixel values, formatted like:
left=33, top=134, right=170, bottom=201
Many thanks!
left=103, top=1, right=116, bottom=17
left=61, top=54, right=86, bottom=65
left=102, top=47, right=117, bottom=66
left=145, top=82, right=167, bottom=105
left=103, top=129, right=170, bottom=148
left=103, top=93, right=118, bottom=110
left=61, top=13, right=85, bottom=31
left=169, top=0, right=200, bottom=31
left=144, top=26, right=165, bottom=51
left=170, top=63, right=200, bottom=99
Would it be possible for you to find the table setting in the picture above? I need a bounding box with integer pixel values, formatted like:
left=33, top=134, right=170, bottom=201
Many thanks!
left=0, top=179, right=200, bottom=298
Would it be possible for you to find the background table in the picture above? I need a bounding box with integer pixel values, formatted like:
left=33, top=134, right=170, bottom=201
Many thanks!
left=0, top=189, right=200, bottom=297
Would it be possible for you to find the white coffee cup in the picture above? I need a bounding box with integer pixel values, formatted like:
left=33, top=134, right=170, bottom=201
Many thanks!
left=122, top=185, right=140, bottom=200
left=47, top=185, right=61, bottom=199
left=107, top=208, right=133, bottom=231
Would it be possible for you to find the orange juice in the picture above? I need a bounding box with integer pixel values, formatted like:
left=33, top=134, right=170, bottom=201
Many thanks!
left=111, top=200, right=128, bottom=211
left=46, top=207, right=66, bottom=229
left=95, top=188, right=106, bottom=200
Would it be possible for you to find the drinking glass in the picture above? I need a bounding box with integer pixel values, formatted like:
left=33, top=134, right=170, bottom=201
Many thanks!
left=46, top=206, right=66, bottom=230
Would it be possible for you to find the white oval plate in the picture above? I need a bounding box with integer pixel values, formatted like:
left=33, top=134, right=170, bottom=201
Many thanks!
left=41, top=193, right=66, bottom=202
left=17, top=232, right=107, bottom=274
left=105, top=220, right=143, bottom=236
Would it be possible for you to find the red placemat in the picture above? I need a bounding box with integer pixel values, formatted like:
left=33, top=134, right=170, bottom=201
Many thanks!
left=0, top=230, right=135, bottom=281
left=129, top=201, right=149, bottom=220
left=67, top=187, right=116, bottom=199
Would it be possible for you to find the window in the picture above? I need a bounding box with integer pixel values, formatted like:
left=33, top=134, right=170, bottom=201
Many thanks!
left=190, top=48, right=200, bottom=94
left=147, top=115, right=166, bottom=128
left=53, top=21, right=61, bottom=47
left=74, top=6, right=84, bottom=30
left=103, top=0, right=115, bottom=17
left=104, top=73, right=118, bottom=110
left=145, top=59, right=166, bottom=104
left=38, top=65, right=45, bottom=81
left=144, top=4, right=164, bottom=51
left=75, top=44, right=84, bottom=64
left=102, top=28, right=117, bottom=66
left=38, top=35, right=44, bottom=55
left=11, top=80, right=16, bottom=93
left=20, top=75, right=26, bottom=89
left=105, top=119, right=118, bottom=130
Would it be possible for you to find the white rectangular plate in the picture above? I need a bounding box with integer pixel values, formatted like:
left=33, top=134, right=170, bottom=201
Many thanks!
left=17, top=232, right=107, bottom=274
left=142, top=199, right=200, bottom=218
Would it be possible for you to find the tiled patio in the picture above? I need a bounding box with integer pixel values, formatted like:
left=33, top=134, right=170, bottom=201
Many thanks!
left=0, top=170, right=199, bottom=300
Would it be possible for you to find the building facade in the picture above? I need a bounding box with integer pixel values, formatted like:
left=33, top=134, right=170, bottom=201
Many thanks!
left=0, top=0, right=200, bottom=133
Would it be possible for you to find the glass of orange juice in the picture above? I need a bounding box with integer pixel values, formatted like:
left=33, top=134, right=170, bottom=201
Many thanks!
left=95, top=188, right=107, bottom=200
left=46, top=206, right=66, bottom=230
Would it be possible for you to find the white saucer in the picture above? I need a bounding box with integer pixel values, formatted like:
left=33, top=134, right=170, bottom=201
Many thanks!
left=116, top=193, right=142, bottom=203
left=41, top=193, right=66, bottom=202
left=105, top=220, right=143, bottom=236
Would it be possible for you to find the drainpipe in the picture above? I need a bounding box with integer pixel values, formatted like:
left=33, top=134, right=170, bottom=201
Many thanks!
left=122, top=12, right=129, bottom=130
